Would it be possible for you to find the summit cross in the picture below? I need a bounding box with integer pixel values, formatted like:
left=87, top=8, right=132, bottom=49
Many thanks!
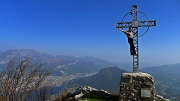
left=116, top=5, right=156, bottom=72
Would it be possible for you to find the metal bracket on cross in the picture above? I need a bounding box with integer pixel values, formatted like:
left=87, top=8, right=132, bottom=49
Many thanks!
left=116, top=5, right=156, bottom=72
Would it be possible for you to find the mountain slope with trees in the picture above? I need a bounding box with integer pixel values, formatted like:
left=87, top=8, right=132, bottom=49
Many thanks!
left=67, top=66, right=127, bottom=93
left=141, top=64, right=180, bottom=100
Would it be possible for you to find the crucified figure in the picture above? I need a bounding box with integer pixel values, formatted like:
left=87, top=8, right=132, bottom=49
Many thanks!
left=118, top=26, right=137, bottom=56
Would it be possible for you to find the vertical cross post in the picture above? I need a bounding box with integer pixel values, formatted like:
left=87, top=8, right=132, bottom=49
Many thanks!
left=116, top=5, right=156, bottom=72
left=131, top=5, right=139, bottom=72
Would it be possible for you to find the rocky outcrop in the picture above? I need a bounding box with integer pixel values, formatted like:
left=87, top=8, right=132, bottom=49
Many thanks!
left=155, top=95, right=171, bottom=101
left=71, top=86, right=112, bottom=101
left=73, top=86, right=98, bottom=99
left=62, top=85, right=170, bottom=101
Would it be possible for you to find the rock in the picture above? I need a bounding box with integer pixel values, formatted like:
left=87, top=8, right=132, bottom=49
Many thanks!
left=72, top=86, right=111, bottom=100
left=155, top=95, right=171, bottom=101
left=75, top=92, right=84, bottom=99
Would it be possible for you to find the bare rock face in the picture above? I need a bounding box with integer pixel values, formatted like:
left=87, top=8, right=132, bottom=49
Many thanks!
left=119, top=72, right=156, bottom=101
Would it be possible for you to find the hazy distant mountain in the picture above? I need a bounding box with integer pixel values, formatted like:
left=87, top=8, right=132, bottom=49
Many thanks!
left=141, top=63, right=180, bottom=86
left=77, top=56, right=114, bottom=68
left=67, top=66, right=127, bottom=93
left=0, top=49, right=129, bottom=76
left=0, top=49, right=55, bottom=65
left=141, top=64, right=180, bottom=100
left=0, top=49, right=78, bottom=74
left=141, top=63, right=180, bottom=73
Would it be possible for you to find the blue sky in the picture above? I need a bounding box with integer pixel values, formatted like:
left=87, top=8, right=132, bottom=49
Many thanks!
left=0, top=0, right=180, bottom=66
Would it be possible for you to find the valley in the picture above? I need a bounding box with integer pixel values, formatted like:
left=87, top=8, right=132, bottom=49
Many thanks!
left=43, top=72, right=97, bottom=87
left=0, top=49, right=180, bottom=100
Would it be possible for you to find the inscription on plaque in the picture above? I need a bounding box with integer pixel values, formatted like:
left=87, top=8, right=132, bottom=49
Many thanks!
left=141, top=88, right=151, bottom=97
left=121, top=77, right=131, bottom=83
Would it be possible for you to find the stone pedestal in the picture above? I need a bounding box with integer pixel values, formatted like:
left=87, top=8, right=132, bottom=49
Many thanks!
left=119, top=72, right=155, bottom=101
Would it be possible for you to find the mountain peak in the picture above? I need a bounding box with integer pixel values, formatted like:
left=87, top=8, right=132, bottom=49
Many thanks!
left=1, top=49, right=50, bottom=56
left=96, top=66, right=126, bottom=77
left=0, top=49, right=52, bottom=64
left=67, top=66, right=127, bottom=92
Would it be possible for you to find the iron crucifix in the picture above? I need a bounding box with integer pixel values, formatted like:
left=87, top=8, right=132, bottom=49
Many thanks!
left=116, top=5, right=156, bottom=72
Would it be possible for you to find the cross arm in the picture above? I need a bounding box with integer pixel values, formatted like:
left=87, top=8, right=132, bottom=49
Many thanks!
left=138, top=20, right=156, bottom=27
left=116, top=20, right=156, bottom=28
left=116, top=21, right=132, bottom=28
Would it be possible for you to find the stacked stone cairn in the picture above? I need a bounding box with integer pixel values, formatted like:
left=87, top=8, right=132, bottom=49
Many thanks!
left=119, top=72, right=155, bottom=101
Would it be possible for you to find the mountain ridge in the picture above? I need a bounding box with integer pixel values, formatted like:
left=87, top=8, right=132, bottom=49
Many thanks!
left=0, top=49, right=128, bottom=76
left=67, top=66, right=127, bottom=93
left=141, top=64, right=180, bottom=100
